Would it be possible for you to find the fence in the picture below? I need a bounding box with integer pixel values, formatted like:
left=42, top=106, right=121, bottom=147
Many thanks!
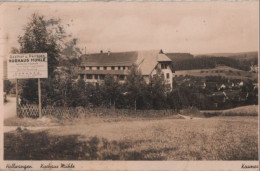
left=17, top=104, right=178, bottom=118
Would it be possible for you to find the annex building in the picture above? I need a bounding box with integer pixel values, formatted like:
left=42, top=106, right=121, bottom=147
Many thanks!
left=78, top=50, right=174, bottom=89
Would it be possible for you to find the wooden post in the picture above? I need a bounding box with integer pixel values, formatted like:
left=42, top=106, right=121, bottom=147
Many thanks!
left=38, top=78, right=42, bottom=118
left=134, top=98, right=136, bottom=112
left=16, top=79, right=18, bottom=117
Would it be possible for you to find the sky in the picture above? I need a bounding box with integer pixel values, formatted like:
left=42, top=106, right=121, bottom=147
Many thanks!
left=1, top=1, right=259, bottom=55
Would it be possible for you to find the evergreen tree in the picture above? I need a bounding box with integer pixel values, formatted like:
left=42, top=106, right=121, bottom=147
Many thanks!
left=125, top=65, right=146, bottom=111
left=102, top=75, right=121, bottom=109
left=148, top=68, right=168, bottom=109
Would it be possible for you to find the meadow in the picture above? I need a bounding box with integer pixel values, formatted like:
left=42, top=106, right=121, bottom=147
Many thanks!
left=4, top=114, right=258, bottom=160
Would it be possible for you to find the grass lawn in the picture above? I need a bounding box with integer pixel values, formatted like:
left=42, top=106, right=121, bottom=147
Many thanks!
left=4, top=116, right=258, bottom=160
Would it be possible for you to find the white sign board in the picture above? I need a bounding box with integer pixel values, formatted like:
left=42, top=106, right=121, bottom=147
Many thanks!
left=7, top=53, right=48, bottom=79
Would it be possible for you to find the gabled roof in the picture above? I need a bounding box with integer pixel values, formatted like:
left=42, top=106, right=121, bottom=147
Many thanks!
left=157, top=53, right=172, bottom=62
left=80, top=51, right=138, bottom=67
left=137, top=51, right=172, bottom=75
left=135, top=50, right=159, bottom=75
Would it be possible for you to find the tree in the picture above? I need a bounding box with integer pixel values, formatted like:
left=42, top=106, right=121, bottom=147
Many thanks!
left=125, top=65, right=146, bottom=111
left=148, top=68, right=168, bottom=109
left=18, top=13, right=64, bottom=76
left=20, top=79, right=38, bottom=104
left=17, top=13, right=80, bottom=105
left=4, top=80, right=14, bottom=94
left=61, top=38, right=82, bottom=60
left=102, top=75, right=121, bottom=109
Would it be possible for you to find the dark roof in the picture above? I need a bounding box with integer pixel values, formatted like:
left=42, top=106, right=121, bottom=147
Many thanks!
left=165, top=53, right=194, bottom=62
left=80, top=51, right=138, bottom=67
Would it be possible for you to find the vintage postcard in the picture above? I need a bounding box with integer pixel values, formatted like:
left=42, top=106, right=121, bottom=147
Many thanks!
left=0, top=1, right=259, bottom=171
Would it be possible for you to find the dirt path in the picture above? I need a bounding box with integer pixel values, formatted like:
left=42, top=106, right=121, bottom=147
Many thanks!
left=178, top=114, right=202, bottom=119
left=4, top=126, right=59, bottom=133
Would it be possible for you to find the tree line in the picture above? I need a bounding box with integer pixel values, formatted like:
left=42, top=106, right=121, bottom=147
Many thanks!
left=172, top=56, right=257, bottom=71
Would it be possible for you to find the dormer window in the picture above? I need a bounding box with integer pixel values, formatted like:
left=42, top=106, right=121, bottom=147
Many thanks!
left=161, top=63, right=167, bottom=69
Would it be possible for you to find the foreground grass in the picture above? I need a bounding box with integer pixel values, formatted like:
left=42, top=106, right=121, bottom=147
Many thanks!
left=4, top=116, right=258, bottom=160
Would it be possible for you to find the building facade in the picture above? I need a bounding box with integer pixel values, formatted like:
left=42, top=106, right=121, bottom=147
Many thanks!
left=78, top=50, right=174, bottom=89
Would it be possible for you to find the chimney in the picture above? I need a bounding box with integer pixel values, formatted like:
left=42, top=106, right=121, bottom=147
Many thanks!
left=108, top=50, right=111, bottom=56
left=159, top=49, right=164, bottom=54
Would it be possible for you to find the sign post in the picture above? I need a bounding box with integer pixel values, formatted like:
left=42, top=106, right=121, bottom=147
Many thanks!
left=7, top=53, right=48, bottom=118
left=38, top=78, right=42, bottom=118
left=16, top=79, right=18, bottom=117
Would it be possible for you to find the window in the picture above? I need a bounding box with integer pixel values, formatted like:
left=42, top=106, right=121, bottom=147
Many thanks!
left=100, top=75, right=105, bottom=80
left=97, top=66, right=100, bottom=70
left=89, top=66, right=92, bottom=70
left=166, top=73, right=170, bottom=79
left=94, top=75, right=98, bottom=79
left=123, top=66, right=126, bottom=70
left=119, top=75, right=124, bottom=80
left=87, top=75, right=93, bottom=79
left=80, top=74, right=84, bottom=79
left=112, top=66, right=115, bottom=70
left=104, top=67, right=107, bottom=70
left=161, top=63, right=167, bottom=69
left=80, top=66, right=85, bottom=70
left=118, top=66, right=121, bottom=70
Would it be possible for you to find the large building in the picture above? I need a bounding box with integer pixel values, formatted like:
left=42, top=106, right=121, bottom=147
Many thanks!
left=78, top=50, right=174, bottom=88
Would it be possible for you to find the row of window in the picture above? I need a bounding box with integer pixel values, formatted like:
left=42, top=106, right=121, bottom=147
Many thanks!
left=80, top=74, right=126, bottom=80
left=153, top=73, right=170, bottom=79
left=80, top=66, right=129, bottom=71
left=80, top=73, right=170, bottom=81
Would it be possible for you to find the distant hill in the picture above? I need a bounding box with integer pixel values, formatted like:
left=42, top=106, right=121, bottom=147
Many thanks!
left=174, top=65, right=257, bottom=81
left=195, top=51, right=258, bottom=60
left=171, top=55, right=256, bottom=71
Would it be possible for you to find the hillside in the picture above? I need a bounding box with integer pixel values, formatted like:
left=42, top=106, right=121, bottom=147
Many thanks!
left=171, top=55, right=256, bottom=71
left=174, top=65, right=257, bottom=80
left=195, top=51, right=258, bottom=60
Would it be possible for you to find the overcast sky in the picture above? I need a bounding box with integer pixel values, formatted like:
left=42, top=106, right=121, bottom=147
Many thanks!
left=1, top=2, right=259, bottom=55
